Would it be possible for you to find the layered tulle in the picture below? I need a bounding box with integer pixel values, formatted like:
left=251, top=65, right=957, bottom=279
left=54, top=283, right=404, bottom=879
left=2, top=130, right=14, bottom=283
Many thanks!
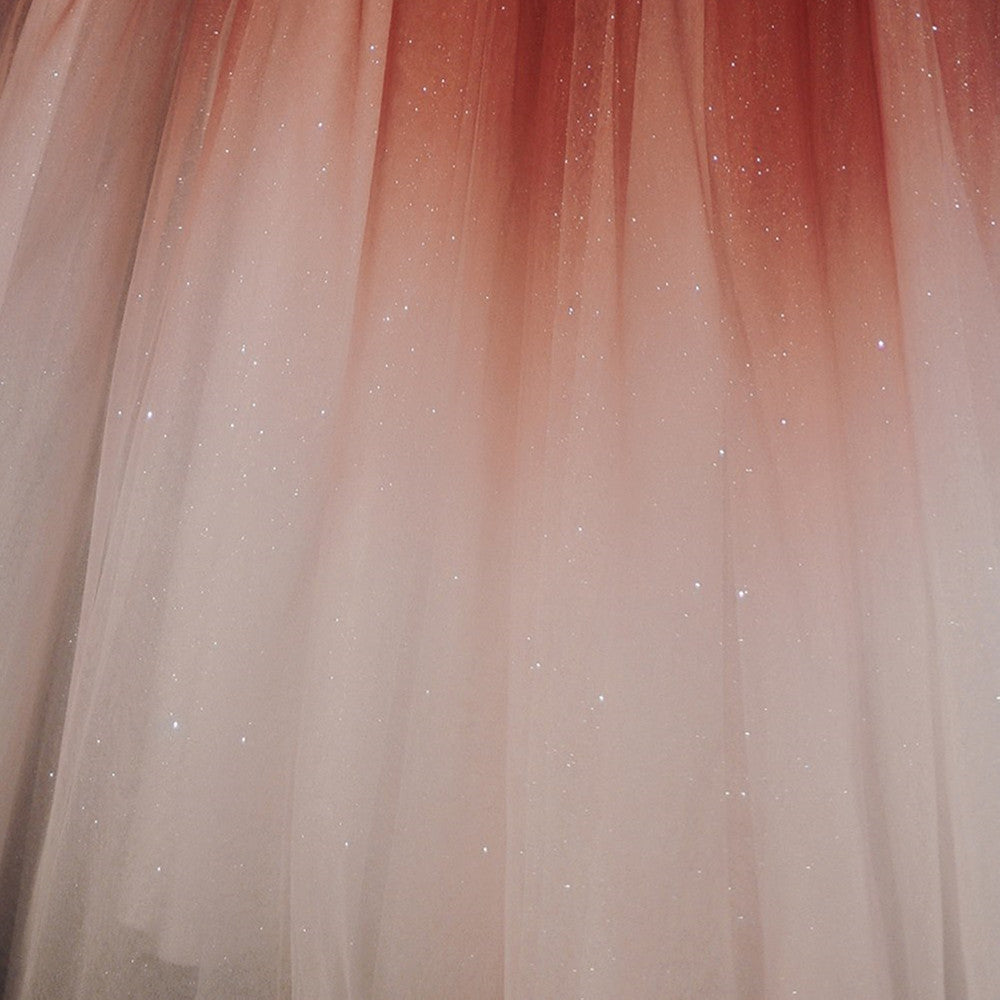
left=1, top=1, right=999, bottom=997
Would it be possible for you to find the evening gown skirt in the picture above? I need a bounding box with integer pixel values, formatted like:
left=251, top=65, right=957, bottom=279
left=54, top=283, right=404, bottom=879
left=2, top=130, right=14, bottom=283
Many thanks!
left=1, top=1, right=999, bottom=997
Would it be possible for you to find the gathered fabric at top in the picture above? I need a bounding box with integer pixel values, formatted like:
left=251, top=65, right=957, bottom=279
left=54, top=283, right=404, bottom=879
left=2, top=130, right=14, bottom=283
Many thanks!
left=1, top=1, right=999, bottom=997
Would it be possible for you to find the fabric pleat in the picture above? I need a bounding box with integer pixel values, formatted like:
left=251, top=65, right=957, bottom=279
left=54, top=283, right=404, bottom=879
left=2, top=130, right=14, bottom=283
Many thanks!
left=1, top=1, right=998, bottom=997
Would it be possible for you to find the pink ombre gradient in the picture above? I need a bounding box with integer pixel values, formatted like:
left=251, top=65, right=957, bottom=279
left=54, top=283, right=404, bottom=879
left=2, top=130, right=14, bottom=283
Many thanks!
left=1, top=2, right=998, bottom=998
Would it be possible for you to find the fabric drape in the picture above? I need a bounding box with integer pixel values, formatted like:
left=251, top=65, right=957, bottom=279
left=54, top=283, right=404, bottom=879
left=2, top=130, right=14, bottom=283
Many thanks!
left=1, top=1, right=998, bottom=997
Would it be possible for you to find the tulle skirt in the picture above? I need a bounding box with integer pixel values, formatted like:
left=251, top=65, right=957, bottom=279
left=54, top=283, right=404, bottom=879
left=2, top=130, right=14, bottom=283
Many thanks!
left=1, top=1, right=999, bottom=997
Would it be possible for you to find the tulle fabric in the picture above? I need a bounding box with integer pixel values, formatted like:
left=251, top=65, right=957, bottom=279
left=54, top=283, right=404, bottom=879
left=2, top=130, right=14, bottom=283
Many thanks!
left=1, top=1, right=998, bottom=997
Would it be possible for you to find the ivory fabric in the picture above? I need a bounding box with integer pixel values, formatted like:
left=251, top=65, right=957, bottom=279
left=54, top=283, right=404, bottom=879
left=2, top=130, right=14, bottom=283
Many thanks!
left=1, top=1, right=999, bottom=997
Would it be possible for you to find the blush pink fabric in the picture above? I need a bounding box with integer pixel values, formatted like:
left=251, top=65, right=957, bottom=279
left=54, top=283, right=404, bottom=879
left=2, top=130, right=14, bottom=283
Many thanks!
left=1, top=1, right=998, bottom=997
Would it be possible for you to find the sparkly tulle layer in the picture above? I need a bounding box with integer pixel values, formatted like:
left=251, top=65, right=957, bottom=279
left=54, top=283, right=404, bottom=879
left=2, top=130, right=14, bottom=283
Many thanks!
left=1, top=1, right=999, bottom=997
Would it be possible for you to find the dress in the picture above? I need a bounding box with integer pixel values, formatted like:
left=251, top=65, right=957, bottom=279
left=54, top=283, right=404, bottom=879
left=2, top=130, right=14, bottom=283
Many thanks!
left=1, top=1, right=999, bottom=997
